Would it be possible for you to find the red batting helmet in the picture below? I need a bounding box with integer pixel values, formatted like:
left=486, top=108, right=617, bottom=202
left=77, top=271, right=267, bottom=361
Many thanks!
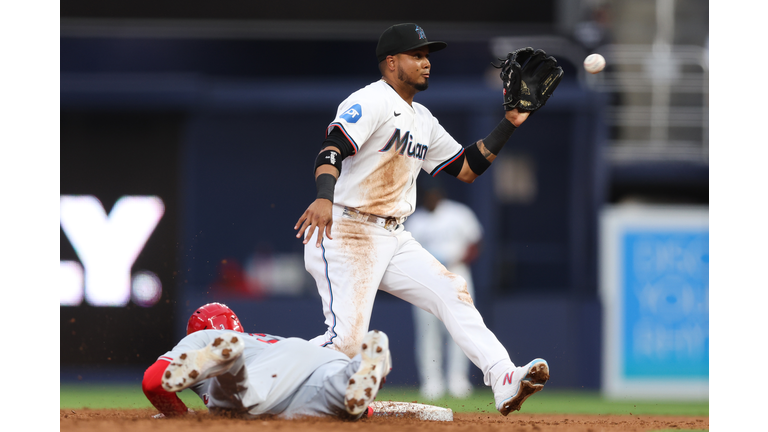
left=186, top=302, right=244, bottom=335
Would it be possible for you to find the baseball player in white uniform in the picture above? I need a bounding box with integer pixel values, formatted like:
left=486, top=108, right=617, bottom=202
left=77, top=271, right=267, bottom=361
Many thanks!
left=142, top=303, right=391, bottom=419
left=406, top=183, right=482, bottom=400
left=294, top=23, right=557, bottom=415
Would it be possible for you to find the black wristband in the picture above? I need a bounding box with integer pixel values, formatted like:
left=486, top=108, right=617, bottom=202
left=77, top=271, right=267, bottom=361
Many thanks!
left=483, top=118, right=517, bottom=155
left=316, top=173, right=336, bottom=202
left=315, top=149, right=343, bottom=174
left=465, top=142, right=492, bottom=175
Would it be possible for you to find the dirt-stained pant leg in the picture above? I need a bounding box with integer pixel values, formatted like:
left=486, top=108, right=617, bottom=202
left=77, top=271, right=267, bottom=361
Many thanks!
left=380, top=230, right=514, bottom=386
left=206, top=355, right=262, bottom=415
left=305, top=206, right=400, bottom=358
left=412, top=261, right=476, bottom=396
left=280, top=357, right=363, bottom=419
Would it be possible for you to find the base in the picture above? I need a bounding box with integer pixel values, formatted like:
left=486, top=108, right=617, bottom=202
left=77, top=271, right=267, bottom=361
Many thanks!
left=368, top=401, right=453, bottom=422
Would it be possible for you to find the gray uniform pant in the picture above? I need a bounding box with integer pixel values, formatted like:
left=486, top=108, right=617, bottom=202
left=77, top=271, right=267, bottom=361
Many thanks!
left=207, top=353, right=363, bottom=419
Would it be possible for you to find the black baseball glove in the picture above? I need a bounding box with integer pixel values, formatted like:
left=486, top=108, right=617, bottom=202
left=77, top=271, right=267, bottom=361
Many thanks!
left=496, top=47, right=564, bottom=112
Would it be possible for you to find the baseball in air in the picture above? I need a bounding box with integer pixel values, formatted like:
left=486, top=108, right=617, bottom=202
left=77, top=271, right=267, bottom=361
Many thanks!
left=583, top=53, right=606, bottom=74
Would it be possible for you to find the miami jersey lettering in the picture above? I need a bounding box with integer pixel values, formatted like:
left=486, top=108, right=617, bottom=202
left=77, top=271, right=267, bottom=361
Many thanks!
left=379, top=129, right=428, bottom=161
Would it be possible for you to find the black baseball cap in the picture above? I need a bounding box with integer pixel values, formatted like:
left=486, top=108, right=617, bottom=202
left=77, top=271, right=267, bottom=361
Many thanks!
left=376, top=23, right=447, bottom=62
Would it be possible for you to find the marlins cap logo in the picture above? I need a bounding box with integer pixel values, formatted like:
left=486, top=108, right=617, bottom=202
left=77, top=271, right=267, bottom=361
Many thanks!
left=415, top=25, right=426, bottom=40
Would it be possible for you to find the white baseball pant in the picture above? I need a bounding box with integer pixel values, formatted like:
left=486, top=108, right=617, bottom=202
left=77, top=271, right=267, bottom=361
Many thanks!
left=412, top=262, right=475, bottom=398
left=305, top=205, right=514, bottom=386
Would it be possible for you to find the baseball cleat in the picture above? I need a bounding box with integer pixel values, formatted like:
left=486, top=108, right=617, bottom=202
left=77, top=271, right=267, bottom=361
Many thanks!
left=494, top=358, right=549, bottom=416
left=344, top=330, right=392, bottom=416
left=161, top=333, right=245, bottom=392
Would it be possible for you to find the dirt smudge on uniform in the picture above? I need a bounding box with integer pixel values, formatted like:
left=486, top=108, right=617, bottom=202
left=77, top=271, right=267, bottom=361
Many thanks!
left=335, top=218, right=377, bottom=358
left=431, top=258, right=474, bottom=305
left=457, top=281, right=474, bottom=305
left=360, top=142, right=413, bottom=216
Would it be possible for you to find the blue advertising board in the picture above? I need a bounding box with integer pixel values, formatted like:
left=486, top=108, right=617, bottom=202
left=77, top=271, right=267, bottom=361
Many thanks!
left=600, top=206, right=708, bottom=399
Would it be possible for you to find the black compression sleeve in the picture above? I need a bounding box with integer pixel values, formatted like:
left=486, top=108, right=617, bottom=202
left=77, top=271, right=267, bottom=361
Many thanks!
left=483, top=118, right=517, bottom=155
left=316, top=173, right=336, bottom=202
left=465, top=143, right=492, bottom=175
left=323, top=127, right=356, bottom=158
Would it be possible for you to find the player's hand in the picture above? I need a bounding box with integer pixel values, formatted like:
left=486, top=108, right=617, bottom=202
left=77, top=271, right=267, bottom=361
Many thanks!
left=504, top=108, right=530, bottom=127
left=295, top=199, right=334, bottom=247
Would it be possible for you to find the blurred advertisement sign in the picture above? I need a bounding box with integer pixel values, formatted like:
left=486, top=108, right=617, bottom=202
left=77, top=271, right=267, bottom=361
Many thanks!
left=600, top=206, right=708, bottom=400
left=60, top=195, right=164, bottom=307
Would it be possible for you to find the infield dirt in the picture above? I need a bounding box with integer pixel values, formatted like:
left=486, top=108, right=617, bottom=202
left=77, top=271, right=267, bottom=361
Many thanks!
left=60, top=408, right=709, bottom=431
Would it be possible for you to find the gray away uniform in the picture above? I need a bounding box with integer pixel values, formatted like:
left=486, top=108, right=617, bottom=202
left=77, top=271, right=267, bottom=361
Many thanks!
left=159, top=330, right=364, bottom=418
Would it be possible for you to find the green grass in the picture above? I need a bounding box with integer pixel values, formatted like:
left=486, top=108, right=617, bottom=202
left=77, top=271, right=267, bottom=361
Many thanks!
left=60, top=384, right=708, bottom=416
left=376, top=387, right=709, bottom=416
left=60, top=383, right=207, bottom=410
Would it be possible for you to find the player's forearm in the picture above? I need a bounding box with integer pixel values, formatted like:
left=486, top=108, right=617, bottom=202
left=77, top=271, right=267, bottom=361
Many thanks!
left=314, top=146, right=342, bottom=202
left=454, top=109, right=529, bottom=183
left=454, top=127, right=511, bottom=183
left=142, top=360, right=190, bottom=416
left=315, top=163, right=339, bottom=180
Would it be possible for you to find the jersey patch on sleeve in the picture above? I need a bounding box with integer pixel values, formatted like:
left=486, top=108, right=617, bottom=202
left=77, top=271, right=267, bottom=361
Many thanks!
left=340, top=104, right=363, bottom=123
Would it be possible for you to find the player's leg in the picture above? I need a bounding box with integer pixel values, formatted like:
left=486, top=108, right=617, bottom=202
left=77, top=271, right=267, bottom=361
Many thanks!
left=161, top=333, right=245, bottom=392
left=206, top=355, right=260, bottom=414
left=278, top=359, right=355, bottom=419
left=343, top=329, right=392, bottom=415
left=379, top=231, right=512, bottom=382
left=445, top=325, right=473, bottom=398
left=445, top=264, right=475, bottom=399
left=379, top=231, right=549, bottom=415
left=304, top=209, right=398, bottom=358
left=161, top=333, right=261, bottom=414
left=280, top=330, right=392, bottom=419
left=412, top=305, right=446, bottom=399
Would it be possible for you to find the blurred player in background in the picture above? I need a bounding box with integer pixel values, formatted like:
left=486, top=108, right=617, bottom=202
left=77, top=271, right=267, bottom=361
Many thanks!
left=407, top=180, right=483, bottom=400
left=142, top=302, right=391, bottom=419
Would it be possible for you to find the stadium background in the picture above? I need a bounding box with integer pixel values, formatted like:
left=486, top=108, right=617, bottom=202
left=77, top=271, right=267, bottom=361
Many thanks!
left=59, top=0, right=708, bottom=401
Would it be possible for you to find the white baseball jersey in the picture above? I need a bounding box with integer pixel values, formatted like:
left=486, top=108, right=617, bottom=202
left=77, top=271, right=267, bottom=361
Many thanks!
left=406, top=199, right=483, bottom=266
left=327, top=80, right=464, bottom=218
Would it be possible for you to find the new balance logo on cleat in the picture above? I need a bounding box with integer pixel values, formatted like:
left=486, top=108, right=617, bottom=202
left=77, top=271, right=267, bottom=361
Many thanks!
left=502, top=371, right=514, bottom=386
left=494, top=359, right=549, bottom=416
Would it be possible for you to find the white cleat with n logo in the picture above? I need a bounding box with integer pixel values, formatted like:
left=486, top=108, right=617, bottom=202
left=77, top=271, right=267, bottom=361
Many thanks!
left=493, top=358, right=549, bottom=415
